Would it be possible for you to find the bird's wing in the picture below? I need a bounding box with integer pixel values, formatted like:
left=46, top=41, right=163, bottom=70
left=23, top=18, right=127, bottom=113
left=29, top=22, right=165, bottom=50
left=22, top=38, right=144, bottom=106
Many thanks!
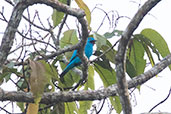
left=68, top=50, right=78, bottom=64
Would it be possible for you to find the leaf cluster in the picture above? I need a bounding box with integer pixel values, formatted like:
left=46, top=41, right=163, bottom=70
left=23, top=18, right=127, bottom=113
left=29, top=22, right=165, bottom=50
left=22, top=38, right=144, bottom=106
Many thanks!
left=0, top=0, right=170, bottom=114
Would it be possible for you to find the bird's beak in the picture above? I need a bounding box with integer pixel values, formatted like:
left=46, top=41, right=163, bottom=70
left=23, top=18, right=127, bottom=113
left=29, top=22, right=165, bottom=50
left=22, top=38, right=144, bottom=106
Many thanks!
left=90, top=40, right=96, bottom=45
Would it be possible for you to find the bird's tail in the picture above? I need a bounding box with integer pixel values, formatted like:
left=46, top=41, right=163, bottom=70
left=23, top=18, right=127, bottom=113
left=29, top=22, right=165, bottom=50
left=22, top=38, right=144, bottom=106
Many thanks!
left=59, top=68, right=69, bottom=82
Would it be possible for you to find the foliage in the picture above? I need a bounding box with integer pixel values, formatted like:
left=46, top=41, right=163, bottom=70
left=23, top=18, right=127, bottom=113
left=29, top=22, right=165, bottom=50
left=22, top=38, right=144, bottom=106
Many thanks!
left=52, top=0, right=68, bottom=27
left=0, top=0, right=170, bottom=114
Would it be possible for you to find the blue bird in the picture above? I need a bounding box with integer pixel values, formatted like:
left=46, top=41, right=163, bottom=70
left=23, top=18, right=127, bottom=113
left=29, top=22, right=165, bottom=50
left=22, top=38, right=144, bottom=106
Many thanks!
left=60, top=37, right=96, bottom=80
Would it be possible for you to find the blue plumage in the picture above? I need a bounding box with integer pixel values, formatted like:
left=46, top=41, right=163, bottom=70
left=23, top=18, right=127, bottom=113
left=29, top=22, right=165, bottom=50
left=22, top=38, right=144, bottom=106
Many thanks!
left=60, top=37, right=96, bottom=79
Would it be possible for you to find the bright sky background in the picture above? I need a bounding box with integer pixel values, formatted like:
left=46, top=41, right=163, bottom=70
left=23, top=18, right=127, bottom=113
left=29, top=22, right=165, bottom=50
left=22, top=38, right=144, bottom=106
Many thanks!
left=1, top=0, right=171, bottom=114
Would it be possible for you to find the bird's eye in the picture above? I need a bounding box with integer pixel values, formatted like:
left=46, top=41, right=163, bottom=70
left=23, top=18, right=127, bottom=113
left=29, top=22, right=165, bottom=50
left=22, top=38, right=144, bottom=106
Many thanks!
left=90, top=40, right=96, bottom=44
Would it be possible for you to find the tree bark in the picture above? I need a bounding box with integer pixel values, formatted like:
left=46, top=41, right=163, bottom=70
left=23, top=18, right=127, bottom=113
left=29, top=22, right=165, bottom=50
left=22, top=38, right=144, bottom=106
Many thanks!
left=115, top=0, right=161, bottom=113
left=0, top=53, right=171, bottom=104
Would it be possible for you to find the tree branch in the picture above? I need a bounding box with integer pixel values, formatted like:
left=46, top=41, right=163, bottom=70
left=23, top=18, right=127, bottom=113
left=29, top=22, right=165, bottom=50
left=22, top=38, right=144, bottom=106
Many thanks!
left=1, top=53, right=171, bottom=104
left=0, top=1, right=28, bottom=68
left=115, top=0, right=161, bottom=113
left=0, top=0, right=87, bottom=69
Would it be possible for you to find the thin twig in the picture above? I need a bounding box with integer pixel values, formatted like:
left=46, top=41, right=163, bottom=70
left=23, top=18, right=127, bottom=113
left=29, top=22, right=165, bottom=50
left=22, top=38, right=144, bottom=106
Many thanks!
left=0, top=106, right=11, bottom=114
left=97, top=99, right=106, bottom=114
left=56, top=14, right=68, bottom=45
left=149, top=87, right=171, bottom=112
left=94, top=7, right=112, bottom=32
left=91, top=39, right=120, bottom=63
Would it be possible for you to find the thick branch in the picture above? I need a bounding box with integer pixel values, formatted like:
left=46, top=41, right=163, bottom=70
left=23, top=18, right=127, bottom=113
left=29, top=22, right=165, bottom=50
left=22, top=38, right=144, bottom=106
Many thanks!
left=28, top=0, right=85, bottom=18
left=1, top=53, right=171, bottom=104
left=77, top=17, right=89, bottom=80
left=115, top=0, right=161, bottom=114
left=0, top=1, right=27, bottom=68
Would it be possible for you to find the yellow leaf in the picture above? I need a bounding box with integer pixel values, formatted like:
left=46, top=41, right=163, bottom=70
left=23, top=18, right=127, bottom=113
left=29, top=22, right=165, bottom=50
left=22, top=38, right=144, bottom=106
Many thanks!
left=75, top=0, right=91, bottom=29
left=27, top=103, right=39, bottom=114
left=29, top=60, right=50, bottom=104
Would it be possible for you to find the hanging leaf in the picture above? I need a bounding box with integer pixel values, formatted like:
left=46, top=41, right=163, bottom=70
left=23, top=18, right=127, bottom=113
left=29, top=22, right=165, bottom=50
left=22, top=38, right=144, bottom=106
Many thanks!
left=60, top=29, right=78, bottom=60
left=94, top=51, right=116, bottom=87
left=134, top=34, right=156, bottom=67
left=100, top=40, right=116, bottom=63
left=29, top=60, right=52, bottom=103
left=127, top=39, right=146, bottom=76
left=94, top=51, right=121, bottom=113
left=65, top=102, right=78, bottom=114
left=75, top=0, right=91, bottom=29
left=93, top=33, right=107, bottom=50
left=109, top=96, right=122, bottom=114
left=60, top=29, right=78, bottom=48
left=85, top=65, right=95, bottom=90
left=28, top=60, right=57, bottom=114
left=27, top=103, right=39, bottom=114
left=142, top=42, right=155, bottom=67
left=52, top=0, right=68, bottom=27
left=51, top=103, right=65, bottom=114
left=41, top=60, right=58, bottom=80
left=78, top=100, right=91, bottom=114
left=17, top=102, right=25, bottom=112
left=94, top=63, right=116, bottom=87
left=0, top=61, right=22, bottom=84
left=52, top=10, right=65, bottom=27
left=141, top=28, right=171, bottom=70
left=126, top=59, right=137, bottom=78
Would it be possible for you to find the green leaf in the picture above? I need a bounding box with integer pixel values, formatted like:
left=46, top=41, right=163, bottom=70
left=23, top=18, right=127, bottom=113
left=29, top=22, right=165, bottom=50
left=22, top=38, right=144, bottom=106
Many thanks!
left=143, top=43, right=155, bottom=67
left=6, top=61, right=15, bottom=68
left=65, top=102, right=78, bottom=114
left=93, top=33, right=107, bottom=50
left=104, top=30, right=123, bottom=38
left=52, top=9, right=65, bottom=27
left=134, top=34, right=156, bottom=67
left=109, top=96, right=122, bottom=114
left=100, top=40, right=116, bottom=63
left=1, top=68, right=13, bottom=82
left=1, top=62, right=22, bottom=83
left=17, top=78, right=28, bottom=90
left=126, top=59, right=137, bottom=78
left=141, top=28, right=171, bottom=69
left=78, top=101, right=92, bottom=114
left=60, top=29, right=78, bottom=60
left=128, top=39, right=146, bottom=76
left=52, top=0, right=67, bottom=27
left=41, top=60, right=58, bottom=80
left=94, top=51, right=116, bottom=86
left=75, top=0, right=91, bottom=29
left=94, top=51, right=121, bottom=113
left=93, top=52, right=120, bottom=113
left=94, top=63, right=116, bottom=87
left=140, top=34, right=160, bottom=60
left=60, top=29, right=78, bottom=48
left=85, top=65, right=94, bottom=90
left=52, top=55, right=63, bottom=68
left=51, top=103, right=64, bottom=114
left=17, top=102, right=25, bottom=112
left=38, top=104, right=51, bottom=114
